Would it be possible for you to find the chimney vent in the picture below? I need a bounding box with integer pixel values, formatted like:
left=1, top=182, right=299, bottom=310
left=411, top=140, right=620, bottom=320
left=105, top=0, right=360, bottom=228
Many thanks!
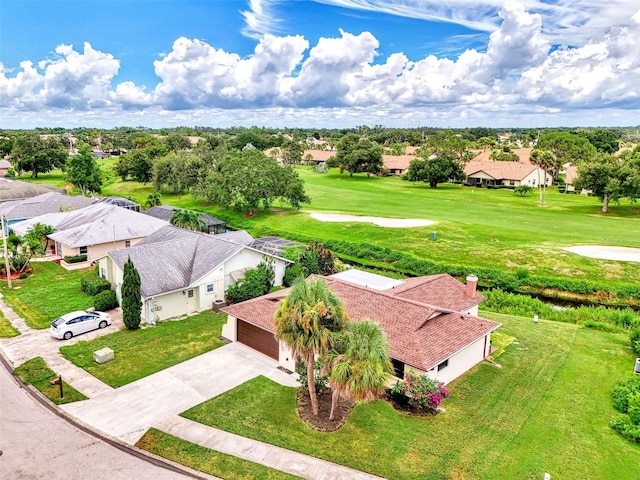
left=465, top=275, right=478, bottom=299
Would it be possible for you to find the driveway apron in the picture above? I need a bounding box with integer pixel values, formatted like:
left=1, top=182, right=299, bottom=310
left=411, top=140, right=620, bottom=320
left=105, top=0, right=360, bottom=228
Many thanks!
left=60, top=342, right=298, bottom=444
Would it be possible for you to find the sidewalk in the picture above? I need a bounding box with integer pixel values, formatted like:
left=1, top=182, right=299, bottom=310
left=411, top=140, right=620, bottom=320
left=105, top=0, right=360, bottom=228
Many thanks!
left=0, top=294, right=387, bottom=480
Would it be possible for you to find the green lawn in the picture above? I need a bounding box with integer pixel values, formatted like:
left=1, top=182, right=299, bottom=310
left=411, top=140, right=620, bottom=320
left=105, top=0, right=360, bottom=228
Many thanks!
left=1, top=262, right=95, bottom=329
left=60, top=311, right=226, bottom=387
left=13, top=357, right=87, bottom=404
left=0, top=308, right=19, bottom=337
left=23, top=165, right=640, bottom=289
left=181, top=313, right=640, bottom=480
left=137, top=428, right=303, bottom=480
left=100, top=168, right=640, bottom=290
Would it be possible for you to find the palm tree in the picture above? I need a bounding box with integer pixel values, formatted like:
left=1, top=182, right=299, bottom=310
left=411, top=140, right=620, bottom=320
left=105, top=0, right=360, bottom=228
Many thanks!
left=531, top=149, right=556, bottom=206
left=274, top=277, right=347, bottom=416
left=145, top=192, right=162, bottom=208
left=325, top=319, right=392, bottom=420
left=24, top=222, right=55, bottom=253
left=170, top=208, right=203, bottom=231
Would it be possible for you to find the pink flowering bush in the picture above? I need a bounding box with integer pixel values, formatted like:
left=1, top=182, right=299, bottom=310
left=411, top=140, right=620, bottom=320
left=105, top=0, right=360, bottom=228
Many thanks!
left=390, top=371, right=450, bottom=412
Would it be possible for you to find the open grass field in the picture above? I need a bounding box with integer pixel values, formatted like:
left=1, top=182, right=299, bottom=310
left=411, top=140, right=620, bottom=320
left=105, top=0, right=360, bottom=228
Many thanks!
left=181, top=313, right=640, bottom=480
left=60, top=311, right=226, bottom=387
left=1, top=262, right=94, bottom=329
left=137, top=428, right=303, bottom=480
left=21, top=164, right=640, bottom=289
left=96, top=167, right=640, bottom=289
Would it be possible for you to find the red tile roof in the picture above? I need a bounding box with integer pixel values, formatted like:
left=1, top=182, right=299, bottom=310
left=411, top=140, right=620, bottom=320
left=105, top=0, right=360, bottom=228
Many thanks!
left=382, top=154, right=415, bottom=171
left=384, top=274, right=485, bottom=311
left=222, top=275, right=499, bottom=372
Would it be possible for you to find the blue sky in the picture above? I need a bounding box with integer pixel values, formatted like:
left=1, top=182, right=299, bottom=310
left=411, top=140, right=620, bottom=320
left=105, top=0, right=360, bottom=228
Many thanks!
left=1, top=0, right=639, bottom=128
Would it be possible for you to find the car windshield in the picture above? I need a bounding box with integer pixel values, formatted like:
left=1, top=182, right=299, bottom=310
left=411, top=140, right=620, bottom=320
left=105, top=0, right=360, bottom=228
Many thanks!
left=51, top=317, right=67, bottom=327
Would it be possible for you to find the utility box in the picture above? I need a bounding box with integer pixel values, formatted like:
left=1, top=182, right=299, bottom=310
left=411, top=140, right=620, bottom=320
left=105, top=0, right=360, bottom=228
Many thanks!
left=94, top=347, right=114, bottom=364
left=635, top=358, right=640, bottom=375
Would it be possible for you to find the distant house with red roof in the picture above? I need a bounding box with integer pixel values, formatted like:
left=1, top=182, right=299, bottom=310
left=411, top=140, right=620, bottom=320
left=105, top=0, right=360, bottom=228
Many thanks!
left=464, top=148, right=552, bottom=188
left=221, top=270, right=500, bottom=385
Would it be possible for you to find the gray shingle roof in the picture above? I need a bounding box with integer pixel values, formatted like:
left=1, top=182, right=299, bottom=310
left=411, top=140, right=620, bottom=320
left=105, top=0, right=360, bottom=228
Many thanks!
left=11, top=203, right=168, bottom=247
left=108, top=225, right=256, bottom=297
left=0, top=192, right=94, bottom=220
left=0, top=179, right=65, bottom=202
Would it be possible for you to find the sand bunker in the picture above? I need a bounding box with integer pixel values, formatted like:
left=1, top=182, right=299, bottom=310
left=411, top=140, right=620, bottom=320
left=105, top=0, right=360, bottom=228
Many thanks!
left=563, top=245, right=640, bottom=262
left=309, top=212, right=434, bottom=228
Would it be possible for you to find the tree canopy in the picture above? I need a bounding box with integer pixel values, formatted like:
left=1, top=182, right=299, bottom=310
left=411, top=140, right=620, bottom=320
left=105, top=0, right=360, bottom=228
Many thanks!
left=404, top=156, right=465, bottom=188
left=334, top=134, right=384, bottom=177
left=193, top=149, right=310, bottom=214
left=537, top=131, right=597, bottom=168
left=66, top=145, right=103, bottom=195
left=10, top=132, right=67, bottom=178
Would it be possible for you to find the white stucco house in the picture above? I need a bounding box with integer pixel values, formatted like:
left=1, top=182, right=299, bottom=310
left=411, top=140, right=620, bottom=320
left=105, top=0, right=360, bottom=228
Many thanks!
left=97, top=225, right=291, bottom=325
left=10, top=202, right=168, bottom=262
left=464, top=160, right=553, bottom=188
left=221, top=270, right=500, bottom=385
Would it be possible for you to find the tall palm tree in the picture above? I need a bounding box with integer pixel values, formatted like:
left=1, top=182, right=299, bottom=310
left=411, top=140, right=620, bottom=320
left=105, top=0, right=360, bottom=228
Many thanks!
left=25, top=222, right=55, bottom=252
left=170, top=208, right=203, bottom=231
left=325, top=319, right=392, bottom=421
left=531, top=149, right=556, bottom=206
left=274, top=277, right=347, bottom=416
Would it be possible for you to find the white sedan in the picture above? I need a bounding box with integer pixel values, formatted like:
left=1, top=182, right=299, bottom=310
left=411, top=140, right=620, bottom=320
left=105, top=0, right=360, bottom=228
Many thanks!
left=50, top=310, right=112, bottom=340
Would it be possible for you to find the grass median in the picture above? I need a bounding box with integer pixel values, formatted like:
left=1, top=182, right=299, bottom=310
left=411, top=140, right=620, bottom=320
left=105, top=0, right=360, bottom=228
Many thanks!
left=60, top=311, right=226, bottom=387
left=13, top=357, right=87, bottom=404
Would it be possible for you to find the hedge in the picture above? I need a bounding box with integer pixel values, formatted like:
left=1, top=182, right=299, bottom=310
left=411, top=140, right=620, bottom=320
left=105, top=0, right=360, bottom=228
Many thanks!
left=64, top=254, right=88, bottom=264
left=80, top=271, right=111, bottom=296
left=94, top=290, right=118, bottom=311
left=241, top=229, right=640, bottom=302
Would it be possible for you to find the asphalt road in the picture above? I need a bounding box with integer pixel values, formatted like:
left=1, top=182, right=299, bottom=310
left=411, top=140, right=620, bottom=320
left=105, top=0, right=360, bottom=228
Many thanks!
left=0, top=362, right=197, bottom=480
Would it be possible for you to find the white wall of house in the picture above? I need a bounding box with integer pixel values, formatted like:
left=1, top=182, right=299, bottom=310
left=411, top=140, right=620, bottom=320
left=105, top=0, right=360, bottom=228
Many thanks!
left=143, top=290, right=194, bottom=324
left=223, top=250, right=287, bottom=290
left=407, top=334, right=491, bottom=385
left=195, top=266, right=226, bottom=309
left=520, top=169, right=552, bottom=187
left=463, top=305, right=479, bottom=316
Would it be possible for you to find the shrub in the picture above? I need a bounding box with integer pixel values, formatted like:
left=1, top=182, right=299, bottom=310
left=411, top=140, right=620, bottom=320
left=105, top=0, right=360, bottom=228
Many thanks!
left=391, top=371, right=450, bottom=411
left=94, top=290, right=118, bottom=311
left=283, top=262, right=303, bottom=287
left=631, top=329, right=640, bottom=355
left=225, top=262, right=274, bottom=304
left=612, top=376, right=640, bottom=414
left=122, top=257, right=142, bottom=330
left=610, top=416, right=640, bottom=443
left=63, top=254, right=88, bottom=264
left=18, top=272, right=27, bottom=280
left=80, top=271, right=111, bottom=296
left=296, top=359, right=328, bottom=392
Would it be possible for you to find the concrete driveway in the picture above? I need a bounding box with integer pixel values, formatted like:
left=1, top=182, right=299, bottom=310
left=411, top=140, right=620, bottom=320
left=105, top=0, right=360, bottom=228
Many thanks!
left=61, top=342, right=299, bottom=444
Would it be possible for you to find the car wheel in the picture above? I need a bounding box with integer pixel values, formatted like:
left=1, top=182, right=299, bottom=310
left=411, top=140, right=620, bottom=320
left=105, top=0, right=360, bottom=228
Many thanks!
left=63, top=331, right=73, bottom=340
left=99, top=320, right=107, bottom=329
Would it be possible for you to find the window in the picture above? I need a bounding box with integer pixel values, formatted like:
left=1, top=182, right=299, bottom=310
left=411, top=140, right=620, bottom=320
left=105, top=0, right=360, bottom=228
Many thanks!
left=125, top=240, right=131, bottom=247
left=437, top=359, right=449, bottom=371
left=187, top=289, right=194, bottom=298
left=100, top=268, right=106, bottom=279
left=79, top=246, right=88, bottom=255
left=391, top=358, right=405, bottom=379
left=206, top=283, right=214, bottom=294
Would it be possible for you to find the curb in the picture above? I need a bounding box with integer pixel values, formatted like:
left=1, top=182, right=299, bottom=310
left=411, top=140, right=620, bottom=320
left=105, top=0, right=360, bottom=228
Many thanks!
left=0, top=349, right=219, bottom=480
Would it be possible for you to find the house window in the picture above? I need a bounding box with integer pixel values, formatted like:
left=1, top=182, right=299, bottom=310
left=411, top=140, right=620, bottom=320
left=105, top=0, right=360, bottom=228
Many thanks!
left=391, top=358, right=405, bottom=379
left=79, top=246, right=88, bottom=255
left=100, top=267, right=106, bottom=279
left=206, top=283, right=214, bottom=294
left=125, top=240, right=131, bottom=247
left=187, top=289, right=194, bottom=298
left=437, top=359, right=449, bottom=371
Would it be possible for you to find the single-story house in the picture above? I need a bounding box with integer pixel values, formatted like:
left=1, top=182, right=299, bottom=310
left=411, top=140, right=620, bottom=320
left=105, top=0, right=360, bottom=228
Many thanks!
left=564, top=165, right=579, bottom=192
left=382, top=154, right=415, bottom=176
left=0, top=178, right=65, bottom=203
left=0, top=192, right=94, bottom=230
left=0, top=159, right=13, bottom=177
left=221, top=270, right=500, bottom=385
left=301, top=149, right=335, bottom=165
left=97, top=225, right=292, bottom=324
left=143, top=205, right=226, bottom=234
left=464, top=161, right=552, bottom=188
left=11, top=203, right=168, bottom=261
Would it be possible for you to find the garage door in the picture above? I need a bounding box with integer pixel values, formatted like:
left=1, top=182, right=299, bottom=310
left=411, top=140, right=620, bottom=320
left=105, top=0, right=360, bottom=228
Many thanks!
left=237, top=320, right=279, bottom=360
